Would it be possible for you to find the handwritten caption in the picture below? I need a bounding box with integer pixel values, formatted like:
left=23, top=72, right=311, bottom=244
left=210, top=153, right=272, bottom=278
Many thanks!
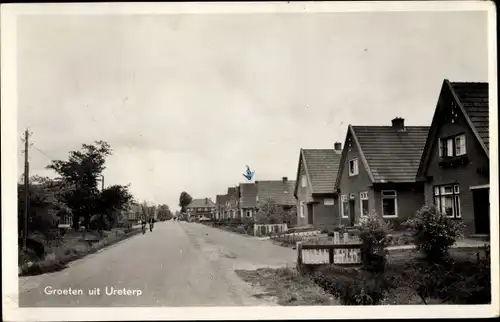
left=44, top=286, right=143, bottom=297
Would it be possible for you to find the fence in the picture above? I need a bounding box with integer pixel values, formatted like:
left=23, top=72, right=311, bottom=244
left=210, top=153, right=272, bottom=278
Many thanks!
left=253, top=223, right=288, bottom=236
left=297, top=232, right=362, bottom=267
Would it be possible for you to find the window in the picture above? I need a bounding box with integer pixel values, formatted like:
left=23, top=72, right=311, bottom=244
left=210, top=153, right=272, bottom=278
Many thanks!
left=360, top=192, right=369, bottom=216
left=341, top=195, right=349, bottom=218
left=381, top=190, right=397, bottom=218
left=301, top=175, right=307, bottom=187
left=324, top=198, right=335, bottom=206
left=349, top=159, right=359, bottom=176
left=246, top=210, right=252, bottom=217
left=439, top=134, right=466, bottom=157
left=433, top=184, right=461, bottom=218
left=300, top=201, right=305, bottom=218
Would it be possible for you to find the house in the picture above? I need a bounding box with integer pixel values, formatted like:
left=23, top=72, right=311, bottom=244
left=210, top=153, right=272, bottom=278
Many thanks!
left=186, top=198, right=216, bottom=221
left=417, top=80, right=489, bottom=235
left=335, top=118, right=430, bottom=228
left=215, top=194, right=228, bottom=220
left=225, top=187, right=240, bottom=220
left=294, top=144, right=343, bottom=229
left=255, top=177, right=297, bottom=225
left=239, top=183, right=258, bottom=219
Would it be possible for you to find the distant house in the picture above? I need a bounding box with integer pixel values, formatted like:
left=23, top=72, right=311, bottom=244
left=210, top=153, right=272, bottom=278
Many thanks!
left=417, top=80, right=489, bottom=235
left=335, top=118, right=429, bottom=228
left=186, top=198, right=216, bottom=220
left=215, top=194, right=228, bottom=220
left=225, top=187, right=240, bottom=220
left=239, top=183, right=258, bottom=219
left=255, top=177, right=297, bottom=225
left=294, top=144, right=342, bottom=229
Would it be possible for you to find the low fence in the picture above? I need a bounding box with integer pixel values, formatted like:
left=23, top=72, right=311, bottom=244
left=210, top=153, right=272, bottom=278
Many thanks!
left=253, top=223, right=288, bottom=236
left=297, top=232, right=362, bottom=267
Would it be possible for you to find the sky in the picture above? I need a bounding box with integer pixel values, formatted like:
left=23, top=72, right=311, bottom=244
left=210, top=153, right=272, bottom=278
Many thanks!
left=16, top=10, right=489, bottom=211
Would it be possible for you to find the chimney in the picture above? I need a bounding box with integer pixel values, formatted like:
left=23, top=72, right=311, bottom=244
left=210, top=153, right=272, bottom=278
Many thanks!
left=282, top=177, right=288, bottom=183
left=391, top=117, right=405, bottom=131
left=334, top=142, right=342, bottom=151
left=205, top=198, right=208, bottom=205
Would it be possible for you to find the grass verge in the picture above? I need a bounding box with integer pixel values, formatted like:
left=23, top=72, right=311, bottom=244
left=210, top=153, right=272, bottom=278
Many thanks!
left=19, top=228, right=142, bottom=277
left=235, top=267, right=339, bottom=306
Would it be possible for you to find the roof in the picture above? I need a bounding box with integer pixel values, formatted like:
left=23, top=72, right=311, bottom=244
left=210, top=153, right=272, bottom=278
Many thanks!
left=348, top=125, right=430, bottom=183
left=239, top=183, right=257, bottom=208
left=449, top=82, right=489, bottom=151
left=186, top=198, right=216, bottom=208
left=300, top=149, right=341, bottom=194
left=257, top=180, right=296, bottom=206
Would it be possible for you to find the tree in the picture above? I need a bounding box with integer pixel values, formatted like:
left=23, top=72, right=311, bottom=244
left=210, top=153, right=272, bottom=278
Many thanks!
left=94, top=184, right=134, bottom=230
left=157, top=204, right=173, bottom=221
left=179, top=191, right=193, bottom=213
left=46, top=141, right=112, bottom=230
left=255, top=199, right=296, bottom=225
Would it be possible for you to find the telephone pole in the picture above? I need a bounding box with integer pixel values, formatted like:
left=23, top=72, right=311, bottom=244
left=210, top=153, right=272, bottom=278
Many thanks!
left=23, top=130, right=30, bottom=250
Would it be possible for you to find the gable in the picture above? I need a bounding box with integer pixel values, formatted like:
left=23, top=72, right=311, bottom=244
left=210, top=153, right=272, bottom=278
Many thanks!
left=335, top=127, right=374, bottom=190
left=417, top=80, right=489, bottom=179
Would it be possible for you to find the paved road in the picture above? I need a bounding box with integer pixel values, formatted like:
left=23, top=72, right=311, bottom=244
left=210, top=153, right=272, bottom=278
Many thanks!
left=18, top=221, right=296, bottom=307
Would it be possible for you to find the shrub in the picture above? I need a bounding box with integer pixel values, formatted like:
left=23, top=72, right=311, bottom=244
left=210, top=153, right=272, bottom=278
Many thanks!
left=356, top=212, right=392, bottom=273
left=313, top=266, right=390, bottom=305
left=404, top=206, right=465, bottom=263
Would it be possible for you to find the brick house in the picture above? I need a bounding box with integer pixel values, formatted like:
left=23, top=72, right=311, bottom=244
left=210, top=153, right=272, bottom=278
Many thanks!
left=215, top=194, right=228, bottom=220
left=239, top=183, right=258, bottom=219
left=254, top=177, right=297, bottom=225
left=186, top=198, right=216, bottom=221
left=294, top=144, right=342, bottom=229
left=416, top=80, right=489, bottom=235
left=334, top=118, right=429, bottom=228
left=225, top=186, right=240, bottom=220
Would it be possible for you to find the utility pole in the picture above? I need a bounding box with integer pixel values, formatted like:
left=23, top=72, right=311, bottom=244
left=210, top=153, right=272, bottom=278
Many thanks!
left=23, top=130, right=29, bottom=250
left=100, top=175, right=104, bottom=191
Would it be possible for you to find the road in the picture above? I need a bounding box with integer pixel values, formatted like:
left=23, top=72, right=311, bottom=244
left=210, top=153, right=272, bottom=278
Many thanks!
left=18, top=221, right=296, bottom=307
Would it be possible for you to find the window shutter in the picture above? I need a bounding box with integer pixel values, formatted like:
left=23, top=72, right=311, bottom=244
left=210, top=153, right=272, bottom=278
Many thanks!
left=438, top=139, right=442, bottom=157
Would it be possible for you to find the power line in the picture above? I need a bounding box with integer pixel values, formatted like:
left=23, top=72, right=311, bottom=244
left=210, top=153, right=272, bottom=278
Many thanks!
left=31, top=144, right=57, bottom=162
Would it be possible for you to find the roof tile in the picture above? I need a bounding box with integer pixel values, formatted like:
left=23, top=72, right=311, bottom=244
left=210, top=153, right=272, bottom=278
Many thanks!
left=302, top=149, right=341, bottom=194
left=352, top=125, right=430, bottom=183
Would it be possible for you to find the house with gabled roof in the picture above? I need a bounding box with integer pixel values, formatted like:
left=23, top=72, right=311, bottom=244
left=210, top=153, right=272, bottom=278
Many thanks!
left=238, top=183, right=258, bottom=219
left=417, top=80, right=490, bottom=235
left=335, top=118, right=430, bottom=228
left=294, top=144, right=342, bottom=229
left=225, top=186, right=239, bottom=220
left=186, top=198, right=216, bottom=221
left=254, top=177, right=297, bottom=225
left=215, top=194, right=229, bottom=220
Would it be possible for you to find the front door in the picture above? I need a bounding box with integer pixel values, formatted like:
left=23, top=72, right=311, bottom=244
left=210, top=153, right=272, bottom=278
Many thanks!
left=473, top=188, right=490, bottom=234
left=348, top=199, right=356, bottom=227
left=307, top=204, right=314, bottom=225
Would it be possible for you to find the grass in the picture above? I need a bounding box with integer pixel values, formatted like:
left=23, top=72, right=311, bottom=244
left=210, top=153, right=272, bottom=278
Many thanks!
left=235, top=267, right=339, bottom=306
left=19, top=228, right=142, bottom=276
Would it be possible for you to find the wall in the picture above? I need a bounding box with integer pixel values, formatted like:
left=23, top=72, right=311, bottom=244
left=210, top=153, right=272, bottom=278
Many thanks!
left=424, top=92, right=489, bottom=234
left=311, top=197, right=338, bottom=229
left=337, top=131, right=374, bottom=226
left=296, top=157, right=314, bottom=227
left=373, top=184, right=425, bottom=230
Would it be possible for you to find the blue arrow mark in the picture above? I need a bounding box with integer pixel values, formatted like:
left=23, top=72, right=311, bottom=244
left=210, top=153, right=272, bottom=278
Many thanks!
left=242, top=165, right=254, bottom=181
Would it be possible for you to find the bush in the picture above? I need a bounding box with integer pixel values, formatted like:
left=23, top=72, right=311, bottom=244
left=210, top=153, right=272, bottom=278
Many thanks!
left=313, top=266, right=390, bottom=305
left=356, top=212, right=392, bottom=273
left=404, top=206, right=465, bottom=263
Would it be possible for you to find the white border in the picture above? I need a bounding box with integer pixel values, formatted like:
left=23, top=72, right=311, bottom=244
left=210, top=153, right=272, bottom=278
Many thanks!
left=2, top=1, right=498, bottom=321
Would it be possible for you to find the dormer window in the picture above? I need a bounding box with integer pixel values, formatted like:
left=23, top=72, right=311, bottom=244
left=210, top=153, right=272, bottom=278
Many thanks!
left=439, top=134, right=466, bottom=157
